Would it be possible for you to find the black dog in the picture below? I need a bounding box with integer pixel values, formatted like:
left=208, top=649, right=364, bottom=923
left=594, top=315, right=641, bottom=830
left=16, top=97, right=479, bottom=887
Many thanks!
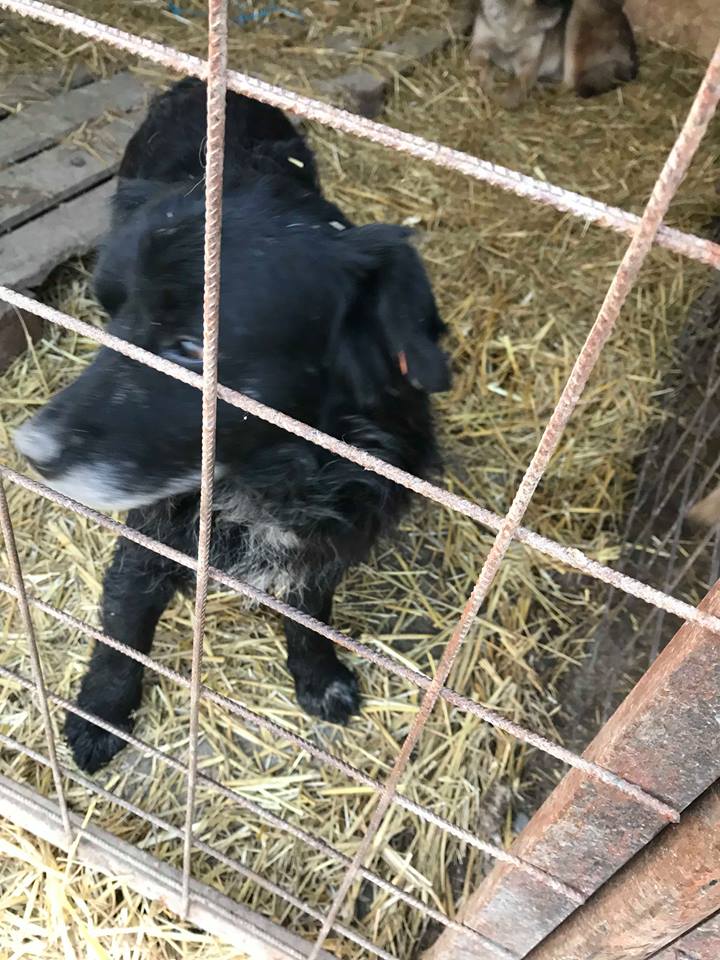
left=13, top=78, right=450, bottom=773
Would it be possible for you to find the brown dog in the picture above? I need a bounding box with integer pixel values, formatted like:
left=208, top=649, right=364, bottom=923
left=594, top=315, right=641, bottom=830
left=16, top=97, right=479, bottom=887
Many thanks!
left=470, top=0, right=638, bottom=106
left=688, top=484, right=720, bottom=528
left=565, top=0, right=638, bottom=98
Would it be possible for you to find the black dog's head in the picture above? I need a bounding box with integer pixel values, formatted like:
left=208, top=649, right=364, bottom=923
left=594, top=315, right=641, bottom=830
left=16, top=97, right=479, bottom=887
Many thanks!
left=13, top=180, right=449, bottom=512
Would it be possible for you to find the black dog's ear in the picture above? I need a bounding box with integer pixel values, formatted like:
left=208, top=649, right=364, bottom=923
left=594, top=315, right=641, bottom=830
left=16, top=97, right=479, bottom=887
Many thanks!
left=333, top=224, right=450, bottom=405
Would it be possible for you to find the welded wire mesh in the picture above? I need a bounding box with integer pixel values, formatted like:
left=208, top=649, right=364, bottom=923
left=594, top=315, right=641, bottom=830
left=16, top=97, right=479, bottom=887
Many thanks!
left=0, top=1, right=719, bottom=958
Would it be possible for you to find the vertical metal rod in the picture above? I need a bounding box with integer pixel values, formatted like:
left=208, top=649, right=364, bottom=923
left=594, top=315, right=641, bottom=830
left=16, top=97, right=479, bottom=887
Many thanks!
left=180, top=0, right=228, bottom=917
left=0, top=481, right=72, bottom=843
left=307, top=38, right=720, bottom=960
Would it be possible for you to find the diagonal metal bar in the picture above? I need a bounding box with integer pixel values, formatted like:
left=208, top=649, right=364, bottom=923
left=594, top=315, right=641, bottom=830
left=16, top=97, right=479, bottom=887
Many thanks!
left=3, top=288, right=720, bottom=649
left=306, top=38, right=720, bottom=960
left=180, top=0, right=228, bottom=919
left=0, top=675, right=512, bottom=960
left=0, top=468, right=678, bottom=827
left=0, top=481, right=72, bottom=844
left=0, top=733, right=393, bottom=960
left=0, top=0, right=718, bottom=269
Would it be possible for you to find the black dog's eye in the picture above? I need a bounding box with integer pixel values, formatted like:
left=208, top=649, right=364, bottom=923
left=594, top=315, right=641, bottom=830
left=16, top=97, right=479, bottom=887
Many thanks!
left=164, top=338, right=204, bottom=365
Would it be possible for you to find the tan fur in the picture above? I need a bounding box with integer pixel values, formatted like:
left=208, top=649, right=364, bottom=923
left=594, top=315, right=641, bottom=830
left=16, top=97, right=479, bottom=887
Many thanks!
left=688, top=484, right=720, bottom=528
left=470, top=0, right=565, bottom=108
left=564, top=0, right=638, bottom=98
left=470, top=0, right=638, bottom=106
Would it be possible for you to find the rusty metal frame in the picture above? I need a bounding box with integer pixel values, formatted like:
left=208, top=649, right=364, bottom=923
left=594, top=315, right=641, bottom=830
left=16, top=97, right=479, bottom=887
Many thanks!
left=0, top=1, right=719, bottom=958
left=525, top=785, right=720, bottom=960
left=423, top=580, right=720, bottom=959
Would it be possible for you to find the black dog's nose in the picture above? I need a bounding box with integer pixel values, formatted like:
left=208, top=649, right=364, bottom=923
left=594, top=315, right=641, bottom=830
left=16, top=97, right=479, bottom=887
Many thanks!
left=12, top=417, right=62, bottom=477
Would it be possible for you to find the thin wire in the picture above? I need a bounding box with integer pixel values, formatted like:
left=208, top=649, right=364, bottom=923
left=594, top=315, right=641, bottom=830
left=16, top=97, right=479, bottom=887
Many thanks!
left=180, top=0, right=228, bottom=919
left=307, top=39, right=720, bottom=958
left=0, top=582, right=515, bottom=957
left=0, top=0, right=719, bottom=269
left=0, top=469, right=678, bottom=827
left=3, top=289, right=720, bottom=651
left=0, top=579, right=585, bottom=908
left=0, top=678, right=513, bottom=960
left=0, top=482, right=73, bottom=844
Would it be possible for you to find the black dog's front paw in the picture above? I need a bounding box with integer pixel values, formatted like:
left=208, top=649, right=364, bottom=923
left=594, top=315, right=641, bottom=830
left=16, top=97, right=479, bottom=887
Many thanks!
left=294, top=662, right=360, bottom=725
left=65, top=709, right=132, bottom=773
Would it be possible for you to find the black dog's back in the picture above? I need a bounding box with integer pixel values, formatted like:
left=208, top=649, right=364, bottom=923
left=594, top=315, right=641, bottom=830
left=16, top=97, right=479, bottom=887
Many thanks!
left=119, top=77, right=319, bottom=190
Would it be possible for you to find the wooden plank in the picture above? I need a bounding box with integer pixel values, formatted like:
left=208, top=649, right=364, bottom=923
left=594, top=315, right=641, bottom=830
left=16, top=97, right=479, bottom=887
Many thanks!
left=423, top=582, right=720, bottom=960
left=0, top=773, right=331, bottom=960
left=0, top=179, right=115, bottom=290
left=0, top=72, right=148, bottom=168
left=0, top=64, right=96, bottom=119
left=652, top=914, right=720, bottom=960
left=0, top=110, right=141, bottom=234
left=528, top=786, right=720, bottom=960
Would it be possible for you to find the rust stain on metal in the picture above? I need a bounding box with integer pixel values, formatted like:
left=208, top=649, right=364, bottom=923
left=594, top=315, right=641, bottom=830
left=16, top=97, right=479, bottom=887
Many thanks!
left=423, top=582, right=720, bottom=960
left=527, top=786, right=720, bottom=960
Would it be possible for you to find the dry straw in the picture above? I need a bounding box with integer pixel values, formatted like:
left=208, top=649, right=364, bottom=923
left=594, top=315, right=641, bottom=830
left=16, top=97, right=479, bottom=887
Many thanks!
left=1, top=2, right=720, bottom=958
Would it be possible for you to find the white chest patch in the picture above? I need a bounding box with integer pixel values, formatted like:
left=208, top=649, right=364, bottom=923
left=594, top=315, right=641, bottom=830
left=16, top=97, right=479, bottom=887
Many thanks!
left=210, top=490, right=304, bottom=602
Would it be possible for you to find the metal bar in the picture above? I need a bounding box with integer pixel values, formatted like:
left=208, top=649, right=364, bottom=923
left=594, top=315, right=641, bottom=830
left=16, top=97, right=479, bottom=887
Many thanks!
left=0, top=468, right=678, bottom=827
left=0, top=772, right=330, bottom=960
left=306, top=34, right=720, bottom=960
left=0, top=672, right=509, bottom=960
left=0, top=583, right=511, bottom=958
left=3, top=288, right=720, bottom=652
left=0, top=630, right=581, bottom=914
left=422, top=579, right=720, bottom=960
left=0, top=481, right=72, bottom=844
left=0, top=1, right=719, bottom=270
left=526, top=786, right=720, bottom=960
left=180, top=0, right=227, bottom=919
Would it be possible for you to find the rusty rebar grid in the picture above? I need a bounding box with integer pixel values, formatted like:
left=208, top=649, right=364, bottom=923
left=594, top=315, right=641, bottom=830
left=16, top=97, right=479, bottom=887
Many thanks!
left=0, top=732, right=399, bottom=960
left=0, top=482, right=72, bottom=844
left=0, top=670, right=513, bottom=960
left=306, top=37, right=720, bottom=958
left=0, top=1, right=718, bottom=957
left=0, top=467, right=679, bottom=830
left=0, top=0, right=719, bottom=270
left=180, top=0, right=228, bottom=919
left=4, top=287, right=720, bottom=647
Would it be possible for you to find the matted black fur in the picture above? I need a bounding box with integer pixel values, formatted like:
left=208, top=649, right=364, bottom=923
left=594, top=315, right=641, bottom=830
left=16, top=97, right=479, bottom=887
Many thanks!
left=13, top=78, right=450, bottom=773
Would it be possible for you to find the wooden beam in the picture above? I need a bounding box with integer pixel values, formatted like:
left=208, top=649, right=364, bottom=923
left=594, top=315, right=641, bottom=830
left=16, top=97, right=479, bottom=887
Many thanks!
left=423, top=582, right=720, bottom=959
left=527, top=786, right=720, bottom=960
left=0, top=773, right=333, bottom=960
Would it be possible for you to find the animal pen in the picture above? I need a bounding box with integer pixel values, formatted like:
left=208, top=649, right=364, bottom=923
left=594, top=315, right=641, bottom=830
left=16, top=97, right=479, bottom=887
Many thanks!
left=1, top=1, right=720, bottom=958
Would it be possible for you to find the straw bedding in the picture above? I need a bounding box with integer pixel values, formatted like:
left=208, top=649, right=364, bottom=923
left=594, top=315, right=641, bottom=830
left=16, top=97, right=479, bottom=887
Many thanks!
left=1, top=2, right=719, bottom=957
